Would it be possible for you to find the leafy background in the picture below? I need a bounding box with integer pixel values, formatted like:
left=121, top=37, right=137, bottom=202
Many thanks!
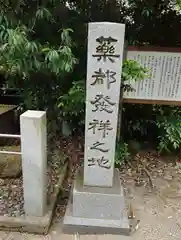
left=1, top=0, right=181, bottom=166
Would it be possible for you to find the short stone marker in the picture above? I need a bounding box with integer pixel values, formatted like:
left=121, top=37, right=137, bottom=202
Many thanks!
left=63, top=22, right=130, bottom=235
left=20, top=110, right=47, bottom=217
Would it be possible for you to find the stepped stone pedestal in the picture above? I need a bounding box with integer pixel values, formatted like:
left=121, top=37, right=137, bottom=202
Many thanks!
left=63, top=168, right=130, bottom=235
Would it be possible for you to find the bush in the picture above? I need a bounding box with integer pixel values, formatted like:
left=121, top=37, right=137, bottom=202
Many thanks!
left=0, top=5, right=77, bottom=117
left=156, top=106, right=181, bottom=153
left=57, top=60, right=149, bottom=130
left=115, top=142, right=130, bottom=168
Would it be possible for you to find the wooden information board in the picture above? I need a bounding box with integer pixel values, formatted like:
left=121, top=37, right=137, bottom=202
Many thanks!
left=123, top=46, right=181, bottom=105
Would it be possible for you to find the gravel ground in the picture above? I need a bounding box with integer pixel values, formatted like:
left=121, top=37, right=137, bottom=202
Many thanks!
left=0, top=135, right=180, bottom=219
left=1, top=140, right=181, bottom=239
left=0, top=135, right=83, bottom=218
left=54, top=148, right=181, bottom=220
left=0, top=150, right=66, bottom=217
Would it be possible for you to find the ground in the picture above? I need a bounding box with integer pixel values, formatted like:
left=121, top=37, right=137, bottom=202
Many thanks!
left=0, top=145, right=66, bottom=217
left=1, top=150, right=181, bottom=239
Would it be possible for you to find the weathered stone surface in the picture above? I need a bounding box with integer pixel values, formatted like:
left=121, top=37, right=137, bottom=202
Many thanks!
left=63, top=168, right=130, bottom=235
left=84, top=22, right=125, bottom=187
left=0, top=146, right=21, bottom=178
left=0, top=210, right=51, bottom=234
left=63, top=199, right=130, bottom=235
left=73, top=168, right=125, bottom=220
left=20, top=110, right=47, bottom=217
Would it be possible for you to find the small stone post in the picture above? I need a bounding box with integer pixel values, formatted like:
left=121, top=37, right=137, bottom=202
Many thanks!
left=20, top=110, right=47, bottom=217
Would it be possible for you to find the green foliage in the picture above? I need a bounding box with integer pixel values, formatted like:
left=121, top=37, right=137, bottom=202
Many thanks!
left=57, top=60, right=148, bottom=128
left=122, top=60, right=149, bottom=82
left=156, top=106, right=181, bottom=153
left=1, top=0, right=181, bottom=147
left=0, top=1, right=78, bottom=121
left=122, top=103, right=156, bottom=142
left=57, top=80, right=85, bottom=129
left=115, top=142, right=130, bottom=168
left=122, top=60, right=150, bottom=92
left=0, top=16, right=76, bottom=78
left=157, top=117, right=181, bottom=153
left=175, top=0, right=181, bottom=11
left=123, top=102, right=181, bottom=154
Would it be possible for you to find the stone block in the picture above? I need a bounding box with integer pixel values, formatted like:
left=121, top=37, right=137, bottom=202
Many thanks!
left=63, top=168, right=130, bottom=235
left=20, top=110, right=47, bottom=217
left=83, top=22, right=125, bottom=187
left=73, top=168, right=125, bottom=220
left=63, top=199, right=130, bottom=235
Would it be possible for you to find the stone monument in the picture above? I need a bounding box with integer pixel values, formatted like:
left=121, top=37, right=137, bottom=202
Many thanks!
left=63, top=22, right=130, bottom=235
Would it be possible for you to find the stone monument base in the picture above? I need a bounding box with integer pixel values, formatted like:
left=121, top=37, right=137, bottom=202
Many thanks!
left=63, top=168, right=130, bottom=235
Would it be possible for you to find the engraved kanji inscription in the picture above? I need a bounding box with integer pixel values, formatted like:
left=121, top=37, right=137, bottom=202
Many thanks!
left=92, top=36, right=120, bottom=63
left=88, top=119, right=113, bottom=138
left=88, top=156, right=111, bottom=169
left=91, top=68, right=116, bottom=89
left=90, top=94, right=116, bottom=113
left=90, top=141, right=109, bottom=153
left=88, top=119, right=99, bottom=135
